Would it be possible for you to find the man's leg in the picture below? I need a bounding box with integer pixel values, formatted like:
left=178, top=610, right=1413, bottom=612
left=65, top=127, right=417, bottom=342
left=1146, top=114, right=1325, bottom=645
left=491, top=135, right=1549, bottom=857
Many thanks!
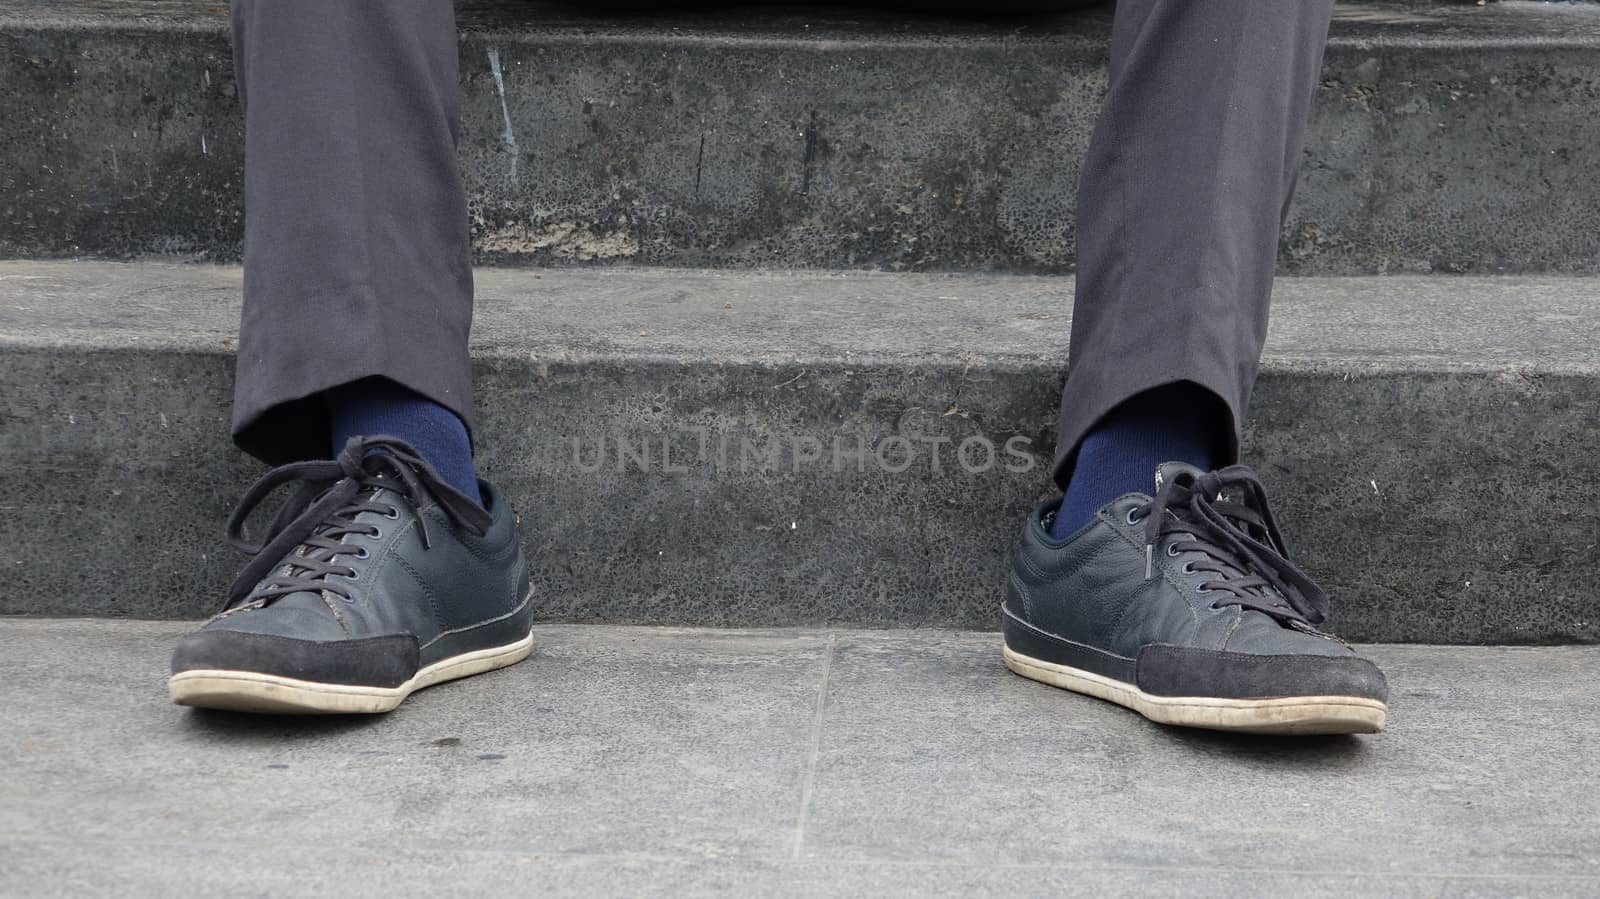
left=1053, top=0, right=1332, bottom=525
left=168, top=1, right=532, bottom=714
left=1002, top=0, right=1391, bottom=735
left=230, top=0, right=479, bottom=502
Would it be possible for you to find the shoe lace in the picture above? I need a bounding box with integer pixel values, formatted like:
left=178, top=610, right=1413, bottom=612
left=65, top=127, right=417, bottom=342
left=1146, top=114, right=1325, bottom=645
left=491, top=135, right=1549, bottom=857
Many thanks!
left=1134, top=464, right=1329, bottom=628
left=221, top=436, right=492, bottom=610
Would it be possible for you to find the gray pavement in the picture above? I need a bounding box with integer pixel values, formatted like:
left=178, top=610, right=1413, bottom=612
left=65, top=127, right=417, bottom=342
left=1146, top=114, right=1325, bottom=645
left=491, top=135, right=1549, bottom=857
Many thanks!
left=1, top=618, right=1597, bottom=897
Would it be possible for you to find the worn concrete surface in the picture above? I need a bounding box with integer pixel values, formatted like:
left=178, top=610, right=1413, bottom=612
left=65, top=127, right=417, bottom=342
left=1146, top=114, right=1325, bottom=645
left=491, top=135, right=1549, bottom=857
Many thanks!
left=2, top=261, right=1598, bottom=642
left=1, top=619, right=1598, bottom=897
left=2, top=1, right=1599, bottom=273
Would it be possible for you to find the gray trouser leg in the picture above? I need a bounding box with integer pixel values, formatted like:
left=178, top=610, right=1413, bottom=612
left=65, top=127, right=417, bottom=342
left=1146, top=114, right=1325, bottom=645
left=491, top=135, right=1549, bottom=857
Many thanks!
left=229, top=0, right=471, bottom=464
left=1053, top=0, right=1334, bottom=486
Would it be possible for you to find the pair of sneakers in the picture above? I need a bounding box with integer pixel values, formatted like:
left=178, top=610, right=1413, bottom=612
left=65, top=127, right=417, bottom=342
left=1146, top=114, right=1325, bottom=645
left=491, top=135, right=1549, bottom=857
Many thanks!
left=170, top=438, right=1387, bottom=734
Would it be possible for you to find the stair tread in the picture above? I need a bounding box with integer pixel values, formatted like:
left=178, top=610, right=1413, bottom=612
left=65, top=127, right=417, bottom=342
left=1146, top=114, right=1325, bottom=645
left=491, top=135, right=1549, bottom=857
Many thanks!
left=6, top=0, right=1600, bottom=46
left=3, top=260, right=1597, bottom=374
left=3, top=261, right=1598, bottom=639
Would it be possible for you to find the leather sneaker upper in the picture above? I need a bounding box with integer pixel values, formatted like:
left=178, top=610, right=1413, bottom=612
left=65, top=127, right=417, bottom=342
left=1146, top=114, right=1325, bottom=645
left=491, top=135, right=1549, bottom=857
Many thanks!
left=171, top=437, right=530, bottom=686
left=1005, top=463, right=1387, bottom=702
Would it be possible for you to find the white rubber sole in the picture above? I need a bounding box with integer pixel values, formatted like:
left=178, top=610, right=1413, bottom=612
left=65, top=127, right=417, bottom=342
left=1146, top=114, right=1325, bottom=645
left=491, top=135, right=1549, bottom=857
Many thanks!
left=169, top=632, right=534, bottom=715
left=1003, top=645, right=1386, bottom=735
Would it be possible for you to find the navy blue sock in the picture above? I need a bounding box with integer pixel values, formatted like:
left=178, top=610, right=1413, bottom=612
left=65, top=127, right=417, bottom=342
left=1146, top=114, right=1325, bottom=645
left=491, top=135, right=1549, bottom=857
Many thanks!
left=328, top=377, right=483, bottom=507
left=1050, top=383, right=1220, bottom=539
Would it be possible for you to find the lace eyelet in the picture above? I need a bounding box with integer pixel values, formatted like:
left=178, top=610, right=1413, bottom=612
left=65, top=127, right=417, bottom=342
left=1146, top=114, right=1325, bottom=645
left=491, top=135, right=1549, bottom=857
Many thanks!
left=383, top=506, right=400, bottom=520
left=1125, top=509, right=1145, bottom=525
left=1206, top=601, right=1221, bottom=611
left=1180, top=561, right=1196, bottom=575
left=1166, top=544, right=1181, bottom=558
left=351, top=546, right=369, bottom=560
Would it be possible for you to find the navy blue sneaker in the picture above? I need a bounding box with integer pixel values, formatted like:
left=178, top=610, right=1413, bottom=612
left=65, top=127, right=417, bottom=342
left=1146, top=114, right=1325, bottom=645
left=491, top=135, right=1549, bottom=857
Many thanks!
left=1004, top=463, right=1387, bottom=735
left=170, top=437, right=532, bottom=714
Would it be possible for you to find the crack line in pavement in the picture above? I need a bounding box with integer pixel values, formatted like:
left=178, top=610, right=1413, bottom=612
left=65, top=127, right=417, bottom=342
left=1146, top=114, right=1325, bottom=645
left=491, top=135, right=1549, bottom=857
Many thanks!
left=790, top=631, right=837, bottom=861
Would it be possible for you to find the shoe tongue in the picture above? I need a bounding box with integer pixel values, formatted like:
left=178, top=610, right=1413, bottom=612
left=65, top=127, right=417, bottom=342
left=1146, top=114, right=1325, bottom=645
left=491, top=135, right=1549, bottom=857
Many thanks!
left=1153, top=461, right=1208, bottom=494
left=363, top=474, right=407, bottom=504
left=1150, top=462, right=1283, bottom=605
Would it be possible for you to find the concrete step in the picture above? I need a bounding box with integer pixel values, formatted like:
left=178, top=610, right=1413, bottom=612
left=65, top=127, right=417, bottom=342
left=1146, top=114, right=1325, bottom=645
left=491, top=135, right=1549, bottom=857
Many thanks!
left=3, top=0, right=1599, bottom=273
left=3, top=618, right=1598, bottom=896
left=3, top=260, right=1598, bottom=642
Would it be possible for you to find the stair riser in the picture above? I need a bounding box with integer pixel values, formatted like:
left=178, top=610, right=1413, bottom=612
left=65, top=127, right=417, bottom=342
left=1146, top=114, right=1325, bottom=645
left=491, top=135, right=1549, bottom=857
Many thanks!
left=3, top=345, right=1594, bottom=642
left=3, top=26, right=1599, bottom=273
